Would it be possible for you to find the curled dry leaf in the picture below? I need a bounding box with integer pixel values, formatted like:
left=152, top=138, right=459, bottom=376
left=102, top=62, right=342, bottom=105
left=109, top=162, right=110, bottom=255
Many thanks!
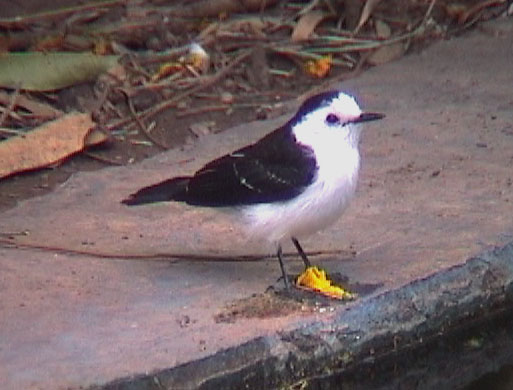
left=354, top=0, right=382, bottom=34
left=304, top=55, right=332, bottom=78
left=189, top=121, right=216, bottom=137
left=367, top=42, right=405, bottom=65
left=0, top=112, right=106, bottom=179
left=367, top=19, right=404, bottom=65
left=151, top=62, right=183, bottom=82
left=374, top=19, right=391, bottom=39
left=291, top=10, right=329, bottom=42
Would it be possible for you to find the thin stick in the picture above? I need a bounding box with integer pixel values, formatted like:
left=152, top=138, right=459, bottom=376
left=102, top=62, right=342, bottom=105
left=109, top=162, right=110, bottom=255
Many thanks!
left=83, top=151, right=124, bottom=165
left=0, top=88, right=20, bottom=127
left=0, top=127, right=25, bottom=136
left=0, top=238, right=346, bottom=263
left=176, top=104, right=230, bottom=118
left=421, top=0, right=437, bottom=26
left=126, top=96, right=168, bottom=150
left=0, top=0, right=125, bottom=28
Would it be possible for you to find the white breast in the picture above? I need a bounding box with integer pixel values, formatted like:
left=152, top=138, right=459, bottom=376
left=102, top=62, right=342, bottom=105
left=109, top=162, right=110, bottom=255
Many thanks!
left=243, top=142, right=360, bottom=245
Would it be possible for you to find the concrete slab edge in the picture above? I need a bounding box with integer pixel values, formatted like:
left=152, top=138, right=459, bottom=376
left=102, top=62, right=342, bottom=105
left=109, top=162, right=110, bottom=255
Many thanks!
left=94, top=242, right=513, bottom=390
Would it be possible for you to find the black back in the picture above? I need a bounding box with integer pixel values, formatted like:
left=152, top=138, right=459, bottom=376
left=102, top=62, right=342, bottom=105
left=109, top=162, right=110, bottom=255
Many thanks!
left=183, top=124, right=318, bottom=206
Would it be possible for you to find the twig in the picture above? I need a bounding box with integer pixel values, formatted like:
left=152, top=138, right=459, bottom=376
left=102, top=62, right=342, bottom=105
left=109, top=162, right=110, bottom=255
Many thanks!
left=0, top=127, right=25, bottom=136
left=176, top=104, right=230, bottom=118
left=0, top=238, right=346, bottom=262
left=297, top=0, right=323, bottom=16
left=83, top=151, right=124, bottom=165
left=0, top=88, right=21, bottom=128
left=421, top=0, right=437, bottom=26
left=0, top=0, right=125, bottom=28
left=458, top=0, right=506, bottom=24
left=0, top=230, right=29, bottom=237
left=125, top=73, right=184, bottom=96
left=270, top=47, right=354, bottom=67
left=125, top=94, right=169, bottom=150
left=0, top=91, right=62, bottom=120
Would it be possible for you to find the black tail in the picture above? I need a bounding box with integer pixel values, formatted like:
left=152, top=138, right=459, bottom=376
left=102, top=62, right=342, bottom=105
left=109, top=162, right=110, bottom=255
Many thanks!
left=121, top=177, right=190, bottom=206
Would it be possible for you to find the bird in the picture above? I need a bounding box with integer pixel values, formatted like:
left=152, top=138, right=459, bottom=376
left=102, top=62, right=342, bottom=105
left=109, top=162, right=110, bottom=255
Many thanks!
left=122, top=90, right=384, bottom=290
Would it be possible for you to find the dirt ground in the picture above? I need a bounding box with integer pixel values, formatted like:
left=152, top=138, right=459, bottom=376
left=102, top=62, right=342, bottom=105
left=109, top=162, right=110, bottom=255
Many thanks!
left=1, top=0, right=508, bottom=212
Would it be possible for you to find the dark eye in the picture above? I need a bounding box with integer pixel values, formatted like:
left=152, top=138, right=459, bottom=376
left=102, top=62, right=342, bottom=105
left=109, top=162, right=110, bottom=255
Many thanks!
left=325, top=113, right=339, bottom=125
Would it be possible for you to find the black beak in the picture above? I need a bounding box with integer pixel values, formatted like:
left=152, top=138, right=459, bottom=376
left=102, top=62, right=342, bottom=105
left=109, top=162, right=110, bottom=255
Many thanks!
left=353, top=112, right=385, bottom=124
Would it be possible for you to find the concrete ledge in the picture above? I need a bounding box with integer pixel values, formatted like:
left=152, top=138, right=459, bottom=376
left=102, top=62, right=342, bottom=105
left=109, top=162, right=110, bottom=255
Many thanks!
left=100, top=243, right=513, bottom=390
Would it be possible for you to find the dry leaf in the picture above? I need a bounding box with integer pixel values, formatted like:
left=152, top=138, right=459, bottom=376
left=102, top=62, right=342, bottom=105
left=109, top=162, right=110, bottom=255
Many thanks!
left=444, top=3, right=469, bottom=21
left=354, top=0, right=382, bottom=34
left=0, top=112, right=104, bottom=179
left=189, top=121, right=216, bottom=137
left=0, top=52, right=120, bottom=91
left=367, top=43, right=405, bottom=65
left=84, top=128, right=109, bottom=147
left=304, top=55, right=332, bottom=78
left=292, top=10, right=328, bottom=42
left=375, top=19, right=391, bottom=39
left=151, top=62, right=183, bottom=82
left=367, top=18, right=403, bottom=65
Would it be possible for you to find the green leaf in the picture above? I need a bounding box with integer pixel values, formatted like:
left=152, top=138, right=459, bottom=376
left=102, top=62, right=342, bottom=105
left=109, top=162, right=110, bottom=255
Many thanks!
left=0, top=52, right=120, bottom=91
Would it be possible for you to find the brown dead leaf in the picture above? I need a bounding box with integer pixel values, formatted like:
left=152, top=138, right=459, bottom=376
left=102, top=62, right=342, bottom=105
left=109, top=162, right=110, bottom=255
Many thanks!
left=0, top=112, right=104, bottom=179
left=444, top=3, right=469, bottom=21
left=366, top=18, right=403, bottom=65
left=367, top=42, right=405, bottom=65
left=0, top=91, right=62, bottom=120
left=189, top=121, right=216, bottom=137
left=304, top=55, right=332, bottom=78
left=292, top=10, right=328, bottom=42
left=84, top=127, right=109, bottom=147
left=354, top=0, right=382, bottom=34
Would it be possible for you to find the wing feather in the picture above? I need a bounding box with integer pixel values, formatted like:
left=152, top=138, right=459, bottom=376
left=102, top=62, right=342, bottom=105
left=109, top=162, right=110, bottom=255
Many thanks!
left=183, top=126, right=317, bottom=206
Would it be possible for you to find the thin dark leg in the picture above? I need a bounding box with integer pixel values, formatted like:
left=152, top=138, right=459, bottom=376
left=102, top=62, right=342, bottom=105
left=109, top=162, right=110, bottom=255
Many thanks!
left=277, top=245, right=290, bottom=289
left=291, top=237, right=311, bottom=268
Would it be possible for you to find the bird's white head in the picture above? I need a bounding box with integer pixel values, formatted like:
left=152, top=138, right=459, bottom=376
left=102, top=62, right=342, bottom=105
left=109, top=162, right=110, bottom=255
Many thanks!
left=290, top=91, right=383, bottom=151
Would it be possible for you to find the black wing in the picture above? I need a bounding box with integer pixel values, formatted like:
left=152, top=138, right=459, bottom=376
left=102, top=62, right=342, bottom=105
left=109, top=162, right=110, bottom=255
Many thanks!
left=183, top=125, right=318, bottom=206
